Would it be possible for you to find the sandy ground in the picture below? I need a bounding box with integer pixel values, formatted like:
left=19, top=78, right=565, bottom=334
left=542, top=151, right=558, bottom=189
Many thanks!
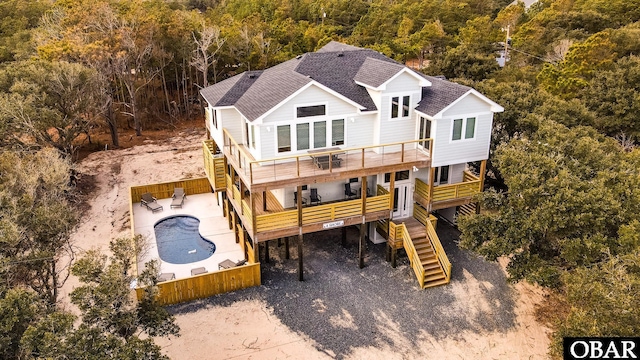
left=64, top=127, right=552, bottom=359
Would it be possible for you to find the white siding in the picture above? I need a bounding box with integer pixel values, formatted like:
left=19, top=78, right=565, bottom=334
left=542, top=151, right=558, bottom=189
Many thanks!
left=220, top=108, right=243, bottom=143
left=262, top=84, right=359, bottom=125
left=346, top=113, right=376, bottom=148
left=429, top=92, right=496, bottom=168
left=384, top=71, right=422, bottom=93
left=450, top=163, right=467, bottom=184
left=431, top=112, right=493, bottom=167
left=442, top=93, right=491, bottom=117
left=207, top=107, right=224, bottom=148
left=257, top=125, right=274, bottom=160
left=377, top=72, right=423, bottom=149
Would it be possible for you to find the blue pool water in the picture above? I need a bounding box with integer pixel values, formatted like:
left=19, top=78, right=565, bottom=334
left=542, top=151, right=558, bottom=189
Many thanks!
left=154, top=216, right=215, bottom=264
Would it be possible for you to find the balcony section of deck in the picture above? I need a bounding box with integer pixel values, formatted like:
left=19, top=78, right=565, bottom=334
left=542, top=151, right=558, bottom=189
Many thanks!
left=203, top=140, right=226, bottom=191
left=225, top=176, right=393, bottom=242
left=414, top=170, right=482, bottom=211
left=220, top=129, right=432, bottom=193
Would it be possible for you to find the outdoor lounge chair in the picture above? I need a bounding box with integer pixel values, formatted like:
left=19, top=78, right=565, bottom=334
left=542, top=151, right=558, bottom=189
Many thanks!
left=158, top=273, right=175, bottom=282
left=140, top=193, right=163, bottom=213
left=170, top=187, right=186, bottom=208
left=218, top=259, right=247, bottom=270
left=191, top=267, right=207, bottom=276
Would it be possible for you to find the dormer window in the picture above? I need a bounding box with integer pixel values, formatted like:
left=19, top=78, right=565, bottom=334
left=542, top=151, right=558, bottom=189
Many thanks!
left=391, top=95, right=410, bottom=118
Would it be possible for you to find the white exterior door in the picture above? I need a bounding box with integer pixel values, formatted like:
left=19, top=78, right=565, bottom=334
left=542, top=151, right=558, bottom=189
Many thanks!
left=392, top=184, right=410, bottom=218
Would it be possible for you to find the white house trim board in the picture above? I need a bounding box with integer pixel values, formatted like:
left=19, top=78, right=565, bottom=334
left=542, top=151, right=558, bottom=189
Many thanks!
left=252, top=81, right=366, bottom=124
left=377, top=68, right=431, bottom=91
left=356, top=68, right=431, bottom=91
left=432, top=89, right=504, bottom=119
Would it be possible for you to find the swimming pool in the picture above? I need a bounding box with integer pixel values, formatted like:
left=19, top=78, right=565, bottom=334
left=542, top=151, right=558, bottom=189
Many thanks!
left=154, top=216, right=216, bottom=264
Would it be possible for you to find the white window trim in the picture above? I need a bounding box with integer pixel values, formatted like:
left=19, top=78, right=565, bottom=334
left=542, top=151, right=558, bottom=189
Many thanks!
left=273, top=116, right=348, bottom=155
left=389, top=94, right=412, bottom=121
left=449, top=115, right=478, bottom=143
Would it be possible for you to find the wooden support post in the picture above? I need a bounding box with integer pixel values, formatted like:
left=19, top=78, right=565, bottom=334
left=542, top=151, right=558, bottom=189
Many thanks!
left=298, top=233, right=304, bottom=281
left=391, top=246, right=397, bottom=268
left=359, top=223, right=366, bottom=269
left=263, top=191, right=267, bottom=212
left=233, top=211, right=239, bottom=243
left=341, top=227, right=347, bottom=248
left=277, top=238, right=281, bottom=247
left=386, top=244, right=391, bottom=262
left=297, top=185, right=303, bottom=281
left=264, top=240, right=270, bottom=263
left=243, top=229, right=249, bottom=261
left=239, top=181, right=244, bottom=214
left=285, top=237, right=290, bottom=259
left=429, top=167, right=435, bottom=211
left=226, top=199, right=233, bottom=230
left=253, top=237, right=259, bottom=265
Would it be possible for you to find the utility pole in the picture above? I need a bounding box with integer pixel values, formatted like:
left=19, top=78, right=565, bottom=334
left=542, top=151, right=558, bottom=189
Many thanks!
left=504, top=25, right=510, bottom=62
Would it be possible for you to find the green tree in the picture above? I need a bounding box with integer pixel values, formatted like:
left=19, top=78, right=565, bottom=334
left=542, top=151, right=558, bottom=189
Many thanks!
left=459, top=120, right=640, bottom=287
left=19, top=236, right=179, bottom=359
left=580, top=56, right=640, bottom=138
left=0, top=60, right=101, bottom=157
left=0, top=148, right=77, bottom=304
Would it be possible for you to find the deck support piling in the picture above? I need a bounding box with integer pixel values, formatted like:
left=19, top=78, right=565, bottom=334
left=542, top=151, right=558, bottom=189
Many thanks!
left=264, top=240, right=270, bottom=263
left=285, top=237, right=290, bottom=259
left=359, top=223, right=365, bottom=269
left=298, top=233, right=304, bottom=281
left=297, top=185, right=304, bottom=281
left=391, top=247, right=397, bottom=268
left=341, top=227, right=347, bottom=247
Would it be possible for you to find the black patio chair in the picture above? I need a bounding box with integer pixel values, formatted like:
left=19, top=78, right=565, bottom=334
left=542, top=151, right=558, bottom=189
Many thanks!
left=344, top=183, right=357, bottom=199
left=294, top=191, right=307, bottom=206
left=310, top=188, right=322, bottom=205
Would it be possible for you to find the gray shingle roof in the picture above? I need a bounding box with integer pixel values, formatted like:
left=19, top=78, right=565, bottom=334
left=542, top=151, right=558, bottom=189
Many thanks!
left=353, top=57, right=406, bottom=88
left=415, top=76, right=471, bottom=116
left=234, top=59, right=311, bottom=121
left=316, top=41, right=363, bottom=53
left=294, top=49, right=399, bottom=112
left=200, top=42, right=481, bottom=122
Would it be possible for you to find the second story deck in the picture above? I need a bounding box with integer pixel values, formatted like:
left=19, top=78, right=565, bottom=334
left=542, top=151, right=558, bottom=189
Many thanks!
left=209, top=130, right=432, bottom=192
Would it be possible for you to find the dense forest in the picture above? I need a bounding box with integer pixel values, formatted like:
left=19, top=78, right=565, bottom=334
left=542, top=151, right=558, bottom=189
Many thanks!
left=1, top=0, right=639, bottom=358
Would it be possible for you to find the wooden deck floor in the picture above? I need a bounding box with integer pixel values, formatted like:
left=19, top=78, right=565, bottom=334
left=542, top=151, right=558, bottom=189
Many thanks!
left=242, top=190, right=284, bottom=216
left=228, top=146, right=430, bottom=191
left=403, top=217, right=427, bottom=240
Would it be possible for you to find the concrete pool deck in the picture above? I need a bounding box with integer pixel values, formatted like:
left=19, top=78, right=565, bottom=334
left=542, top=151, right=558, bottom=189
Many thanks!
left=132, top=193, right=245, bottom=280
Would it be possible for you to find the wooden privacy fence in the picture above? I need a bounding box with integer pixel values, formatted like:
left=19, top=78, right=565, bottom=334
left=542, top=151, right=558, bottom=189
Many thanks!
left=130, top=177, right=212, bottom=203
left=136, top=263, right=261, bottom=306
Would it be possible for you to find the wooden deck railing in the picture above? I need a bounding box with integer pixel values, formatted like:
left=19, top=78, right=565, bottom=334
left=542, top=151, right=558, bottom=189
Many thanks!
left=251, top=194, right=391, bottom=233
left=398, top=223, right=426, bottom=288
left=203, top=140, right=226, bottom=190
left=426, top=220, right=451, bottom=282
left=222, top=129, right=432, bottom=185
left=255, top=210, right=298, bottom=232
left=415, top=170, right=482, bottom=204
left=413, top=204, right=437, bottom=228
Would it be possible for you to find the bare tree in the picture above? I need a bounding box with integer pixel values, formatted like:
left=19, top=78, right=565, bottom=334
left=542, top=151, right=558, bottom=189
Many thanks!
left=191, top=22, right=225, bottom=87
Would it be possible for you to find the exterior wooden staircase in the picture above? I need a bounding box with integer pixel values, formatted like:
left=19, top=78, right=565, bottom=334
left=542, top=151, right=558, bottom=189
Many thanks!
left=403, top=218, right=449, bottom=288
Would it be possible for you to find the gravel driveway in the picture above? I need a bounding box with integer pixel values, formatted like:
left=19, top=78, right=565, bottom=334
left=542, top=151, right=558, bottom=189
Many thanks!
left=170, top=221, right=516, bottom=359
